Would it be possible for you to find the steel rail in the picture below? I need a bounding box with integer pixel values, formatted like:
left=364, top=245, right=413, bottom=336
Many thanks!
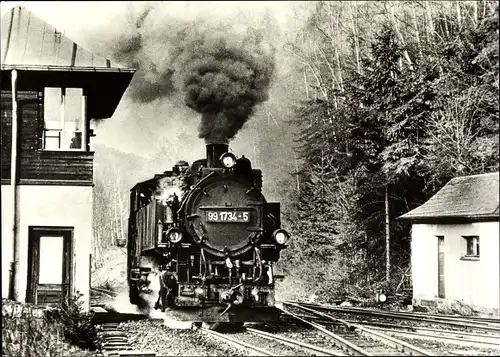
left=200, top=327, right=278, bottom=356
left=344, top=305, right=500, bottom=327
left=281, top=311, right=338, bottom=323
left=336, top=305, right=500, bottom=325
left=340, top=319, right=500, bottom=340
left=343, top=319, right=500, bottom=340
left=286, top=302, right=434, bottom=356
left=393, top=311, right=500, bottom=325
left=295, top=301, right=500, bottom=327
left=279, top=305, right=370, bottom=356
left=292, top=302, right=500, bottom=332
left=367, top=326, right=500, bottom=349
left=246, top=327, right=344, bottom=356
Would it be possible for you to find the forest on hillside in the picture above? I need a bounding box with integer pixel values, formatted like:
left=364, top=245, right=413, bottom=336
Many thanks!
left=277, top=0, right=499, bottom=301
left=92, top=1, right=499, bottom=302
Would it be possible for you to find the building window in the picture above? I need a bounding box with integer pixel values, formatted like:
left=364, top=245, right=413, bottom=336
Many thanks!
left=43, top=87, right=86, bottom=151
left=462, top=236, right=480, bottom=260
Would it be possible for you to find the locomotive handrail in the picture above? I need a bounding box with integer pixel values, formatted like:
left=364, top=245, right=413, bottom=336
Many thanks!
left=201, top=248, right=208, bottom=281
left=254, top=247, right=263, bottom=282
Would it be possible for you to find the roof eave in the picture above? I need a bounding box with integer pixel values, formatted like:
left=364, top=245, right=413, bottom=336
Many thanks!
left=1, top=64, right=136, bottom=73
left=398, top=214, right=499, bottom=223
left=1, top=66, right=136, bottom=119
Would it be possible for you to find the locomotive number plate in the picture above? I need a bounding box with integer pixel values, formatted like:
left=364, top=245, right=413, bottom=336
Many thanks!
left=206, top=211, right=250, bottom=223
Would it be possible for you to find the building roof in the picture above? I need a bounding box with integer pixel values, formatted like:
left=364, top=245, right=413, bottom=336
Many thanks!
left=1, top=6, right=122, bottom=69
left=399, top=172, right=499, bottom=222
left=1, top=6, right=135, bottom=119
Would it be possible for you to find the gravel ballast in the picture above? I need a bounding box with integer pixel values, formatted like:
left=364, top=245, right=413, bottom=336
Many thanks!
left=119, top=320, right=247, bottom=356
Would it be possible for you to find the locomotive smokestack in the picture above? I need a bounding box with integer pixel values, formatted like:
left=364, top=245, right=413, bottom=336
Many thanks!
left=206, top=143, right=229, bottom=168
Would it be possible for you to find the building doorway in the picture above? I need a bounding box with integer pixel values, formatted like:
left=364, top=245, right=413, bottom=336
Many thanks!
left=27, top=226, right=73, bottom=305
left=437, top=236, right=445, bottom=298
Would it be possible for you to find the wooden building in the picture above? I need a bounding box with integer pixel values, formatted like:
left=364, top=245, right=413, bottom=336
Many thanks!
left=1, top=6, right=135, bottom=309
left=399, top=172, right=499, bottom=314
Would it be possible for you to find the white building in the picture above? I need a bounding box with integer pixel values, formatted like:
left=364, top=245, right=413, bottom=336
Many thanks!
left=1, top=6, right=135, bottom=309
left=400, top=172, right=499, bottom=314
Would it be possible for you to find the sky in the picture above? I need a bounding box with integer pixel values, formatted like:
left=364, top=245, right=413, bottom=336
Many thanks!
left=1, top=1, right=311, bottom=191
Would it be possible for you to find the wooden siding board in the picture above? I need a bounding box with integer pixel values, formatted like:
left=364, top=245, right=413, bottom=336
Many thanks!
left=23, top=157, right=94, bottom=164
left=24, top=171, right=93, bottom=177
left=7, top=179, right=94, bottom=186
left=19, top=100, right=40, bottom=153
left=1, top=93, right=13, bottom=180
left=21, top=161, right=93, bottom=169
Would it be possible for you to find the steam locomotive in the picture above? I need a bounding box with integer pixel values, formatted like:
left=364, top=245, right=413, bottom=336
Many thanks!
left=127, top=143, right=289, bottom=324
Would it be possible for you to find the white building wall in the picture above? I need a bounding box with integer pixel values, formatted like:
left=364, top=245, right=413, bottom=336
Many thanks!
left=2, top=186, right=14, bottom=299
left=1, top=184, right=93, bottom=310
left=412, top=222, right=499, bottom=310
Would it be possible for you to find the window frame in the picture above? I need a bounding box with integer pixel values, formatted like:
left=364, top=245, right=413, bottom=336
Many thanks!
left=461, top=235, right=480, bottom=261
left=41, top=87, right=87, bottom=152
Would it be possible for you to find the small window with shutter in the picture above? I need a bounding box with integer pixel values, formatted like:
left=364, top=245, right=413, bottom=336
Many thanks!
left=462, top=236, right=480, bottom=260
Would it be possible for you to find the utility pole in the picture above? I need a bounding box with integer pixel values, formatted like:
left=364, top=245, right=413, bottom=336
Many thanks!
left=385, top=184, right=391, bottom=283
left=10, top=69, right=20, bottom=301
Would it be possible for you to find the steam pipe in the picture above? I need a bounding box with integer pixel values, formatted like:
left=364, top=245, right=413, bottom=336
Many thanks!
left=200, top=248, right=207, bottom=281
left=9, top=69, right=20, bottom=301
left=206, top=143, right=229, bottom=168
left=254, top=247, right=262, bottom=282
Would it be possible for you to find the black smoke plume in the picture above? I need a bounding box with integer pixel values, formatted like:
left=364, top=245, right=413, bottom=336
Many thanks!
left=112, top=5, right=176, bottom=103
left=110, top=5, right=276, bottom=144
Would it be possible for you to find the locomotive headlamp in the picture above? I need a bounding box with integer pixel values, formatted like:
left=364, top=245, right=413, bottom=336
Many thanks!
left=166, top=228, right=182, bottom=243
left=220, top=152, right=237, bottom=168
left=273, top=229, right=290, bottom=245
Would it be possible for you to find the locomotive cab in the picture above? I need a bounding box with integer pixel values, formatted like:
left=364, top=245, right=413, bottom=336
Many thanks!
left=127, top=143, right=289, bottom=323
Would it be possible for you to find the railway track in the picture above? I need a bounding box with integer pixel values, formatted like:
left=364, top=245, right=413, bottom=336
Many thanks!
left=201, top=327, right=280, bottom=356
left=284, top=302, right=500, bottom=356
left=281, top=302, right=433, bottom=356
left=367, top=325, right=500, bottom=349
left=202, top=322, right=355, bottom=356
left=90, top=288, right=156, bottom=357
left=87, top=289, right=499, bottom=356
left=293, top=301, right=500, bottom=333
left=97, top=322, right=152, bottom=357
left=245, top=327, right=345, bottom=356
left=198, top=305, right=434, bottom=356
left=317, top=318, right=500, bottom=348
left=95, top=320, right=157, bottom=357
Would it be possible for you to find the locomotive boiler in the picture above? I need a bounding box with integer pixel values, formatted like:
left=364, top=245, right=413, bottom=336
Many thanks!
left=127, top=143, right=289, bottom=324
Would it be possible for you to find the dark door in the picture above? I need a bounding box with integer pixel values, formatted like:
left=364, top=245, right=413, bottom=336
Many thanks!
left=27, top=227, right=73, bottom=305
left=437, top=236, right=445, bottom=298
